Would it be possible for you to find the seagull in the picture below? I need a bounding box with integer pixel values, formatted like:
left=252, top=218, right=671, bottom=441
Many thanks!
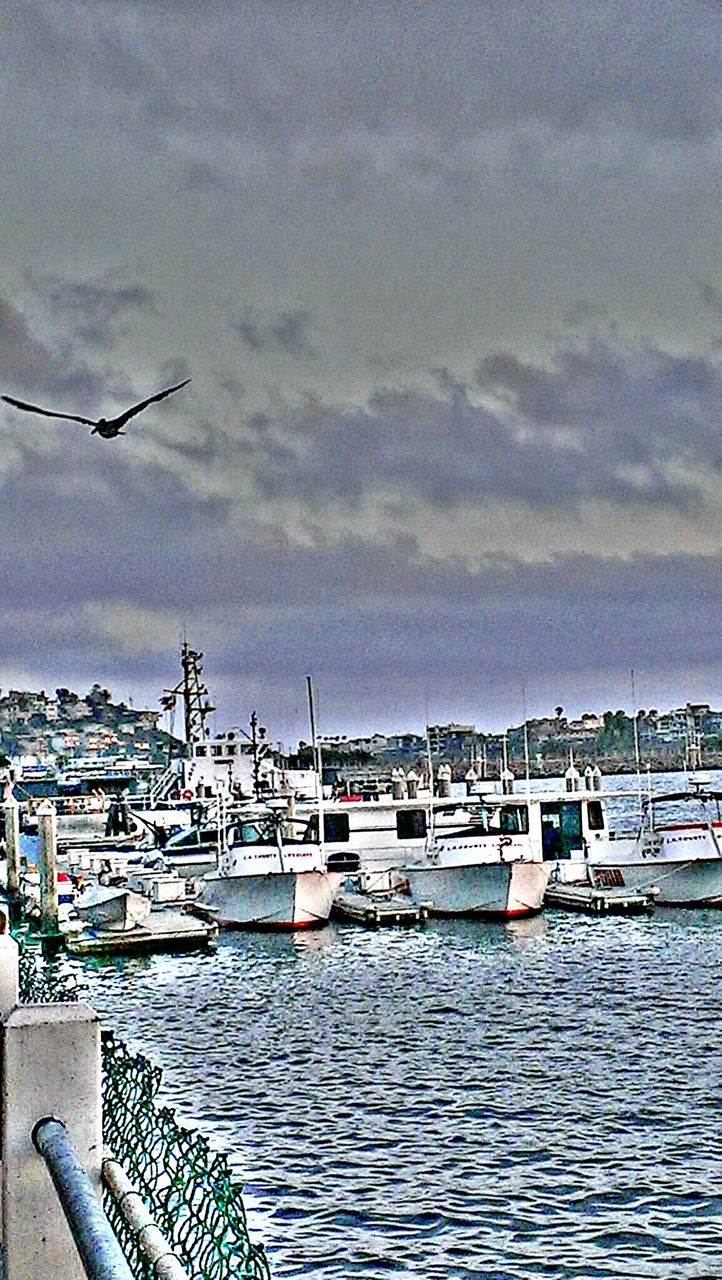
left=1, top=378, right=191, bottom=438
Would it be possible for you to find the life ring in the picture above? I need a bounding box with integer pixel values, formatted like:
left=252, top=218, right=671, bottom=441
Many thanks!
left=181, top=789, right=194, bottom=801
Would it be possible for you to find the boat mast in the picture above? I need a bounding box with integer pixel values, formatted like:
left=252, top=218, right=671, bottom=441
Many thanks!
left=306, top=676, right=325, bottom=853
left=522, top=683, right=531, bottom=796
left=425, top=726, right=436, bottom=846
left=161, top=640, right=215, bottom=745
left=630, top=668, right=642, bottom=820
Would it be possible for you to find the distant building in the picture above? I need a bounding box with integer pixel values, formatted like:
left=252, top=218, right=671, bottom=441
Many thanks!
left=427, top=723, right=477, bottom=756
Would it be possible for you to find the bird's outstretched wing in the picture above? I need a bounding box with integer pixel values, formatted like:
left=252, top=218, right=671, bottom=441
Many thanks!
left=114, top=378, right=191, bottom=428
left=1, top=395, right=96, bottom=426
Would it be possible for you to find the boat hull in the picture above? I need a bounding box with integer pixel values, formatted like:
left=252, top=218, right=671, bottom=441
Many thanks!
left=202, top=869, right=341, bottom=929
left=405, top=860, right=550, bottom=918
left=589, top=855, right=722, bottom=906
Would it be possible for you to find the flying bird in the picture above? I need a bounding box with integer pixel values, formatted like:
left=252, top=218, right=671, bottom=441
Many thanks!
left=1, top=378, right=191, bottom=438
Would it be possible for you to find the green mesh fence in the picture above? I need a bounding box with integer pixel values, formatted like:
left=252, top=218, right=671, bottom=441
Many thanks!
left=16, top=933, right=81, bottom=1003
left=102, top=1029, right=271, bottom=1280
left=14, top=931, right=271, bottom=1280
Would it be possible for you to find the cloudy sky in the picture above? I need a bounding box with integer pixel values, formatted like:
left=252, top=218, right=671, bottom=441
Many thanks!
left=1, top=0, right=720, bottom=743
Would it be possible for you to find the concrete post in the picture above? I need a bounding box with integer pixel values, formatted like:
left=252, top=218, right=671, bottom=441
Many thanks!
left=3, top=796, right=21, bottom=900
left=37, top=801, right=58, bottom=936
left=2, top=1002, right=102, bottom=1280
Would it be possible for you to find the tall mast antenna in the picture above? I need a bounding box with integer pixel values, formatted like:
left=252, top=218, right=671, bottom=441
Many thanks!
left=161, top=640, right=215, bottom=744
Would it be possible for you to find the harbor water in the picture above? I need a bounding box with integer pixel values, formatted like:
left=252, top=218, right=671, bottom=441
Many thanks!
left=63, top=773, right=722, bottom=1277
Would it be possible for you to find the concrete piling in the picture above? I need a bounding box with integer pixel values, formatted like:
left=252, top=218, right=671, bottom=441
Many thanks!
left=3, top=796, right=21, bottom=900
left=2, top=1002, right=102, bottom=1280
left=37, top=801, right=59, bottom=936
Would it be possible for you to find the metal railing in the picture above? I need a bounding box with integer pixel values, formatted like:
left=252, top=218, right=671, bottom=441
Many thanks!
left=32, top=1116, right=134, bottom=1280
left=31, top=1115, right=192, bottom=1280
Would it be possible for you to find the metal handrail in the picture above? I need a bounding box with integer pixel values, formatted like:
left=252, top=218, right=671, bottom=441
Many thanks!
left=102, top=1149, right=190, bottom=1280
left=32, top=1116, right=134, bottom=1280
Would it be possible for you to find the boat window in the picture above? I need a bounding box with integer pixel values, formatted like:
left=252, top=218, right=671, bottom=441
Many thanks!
left=396, top=809, right=427, bottom=840
left=587, top=800, right=605, bottom=831
left=324, top=813, right=350, bottom=843
left=233, top=820, right=275, bottom=845
left=195, top=745, right=207, bottom=757
left=485, top=804, right=529, bottom=835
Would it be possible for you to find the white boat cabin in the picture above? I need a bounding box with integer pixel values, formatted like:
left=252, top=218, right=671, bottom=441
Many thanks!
left=297, top=788, right=614, bottom=872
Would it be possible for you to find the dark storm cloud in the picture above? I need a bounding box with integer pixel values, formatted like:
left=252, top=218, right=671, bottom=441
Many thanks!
left=2, top=0, right=720, bottom=730
left=4, top=481, right=722, bottom=729
left=233, top=308, right=316, bottom=358
left=0, top=296, right=187, bottom=437
left=39, top=276, right=156, bottom=348
left=237, top=341, right=720, bottom=511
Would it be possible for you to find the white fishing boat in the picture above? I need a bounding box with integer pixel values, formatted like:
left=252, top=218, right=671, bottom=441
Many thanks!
left=399, top=795, right=551, bottom=917
left=200, top=809, right=359, bottom=930
left=559, top=784, right=722, bottom=906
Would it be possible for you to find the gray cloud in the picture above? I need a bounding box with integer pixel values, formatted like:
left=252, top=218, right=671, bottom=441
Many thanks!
left=233, top=308, right=317, bottom=358
left=0, top=295, right=104, bottom=412
left=1, top=0, right=721, bottom=734
left=228, top=340, right=720, bottom=511
left=38, top=276, right=156, bottom=347
left=12, top=0, right=720, bottom=154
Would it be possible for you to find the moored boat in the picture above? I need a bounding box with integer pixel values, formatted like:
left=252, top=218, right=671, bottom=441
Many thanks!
left=582, top=787, right=722, bottom=905
left=200, top=809, right=359, bottom=929
left=400, top=796, right=551, bottom=918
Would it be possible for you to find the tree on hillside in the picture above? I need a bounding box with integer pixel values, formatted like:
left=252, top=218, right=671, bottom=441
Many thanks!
left=87, top=684, right=113, bottom=722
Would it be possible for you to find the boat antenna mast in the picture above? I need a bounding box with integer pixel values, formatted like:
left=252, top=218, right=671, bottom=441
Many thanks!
left=161, top=640, right=216, bottom=744
left=630, top=668, right=642, bottom=820
left=306, top=675, right=325, bottom=853
left=241, top=710, right=270, bottom=801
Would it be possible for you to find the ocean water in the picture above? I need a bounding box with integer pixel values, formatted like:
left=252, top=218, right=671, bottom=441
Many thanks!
left=79, top=918, right=722, bottom=1277
left=55, top=771, right=722, bottom=1276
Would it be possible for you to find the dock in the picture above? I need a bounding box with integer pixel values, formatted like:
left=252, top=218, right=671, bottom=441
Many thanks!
left=63, top=907, right=218, bottom=955
left=544, top=882, right=657, bottom=916
left=332, top=890, right=427, bottom=927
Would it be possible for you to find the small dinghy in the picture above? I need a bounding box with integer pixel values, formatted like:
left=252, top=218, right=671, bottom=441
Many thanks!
left=75, top=885, right=152, bottom=932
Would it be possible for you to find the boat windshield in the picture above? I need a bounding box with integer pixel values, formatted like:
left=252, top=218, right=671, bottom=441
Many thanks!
left=481, top=803, right=530, bottom=835
left=444, top=803, right=530, bottom=838
left=232, top=818, right=278, bottom=846
left=645, top=792, right=722, bottom=829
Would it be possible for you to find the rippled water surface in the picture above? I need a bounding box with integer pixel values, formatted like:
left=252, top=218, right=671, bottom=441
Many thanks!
left=80, top=903, right=722, bottom=1279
